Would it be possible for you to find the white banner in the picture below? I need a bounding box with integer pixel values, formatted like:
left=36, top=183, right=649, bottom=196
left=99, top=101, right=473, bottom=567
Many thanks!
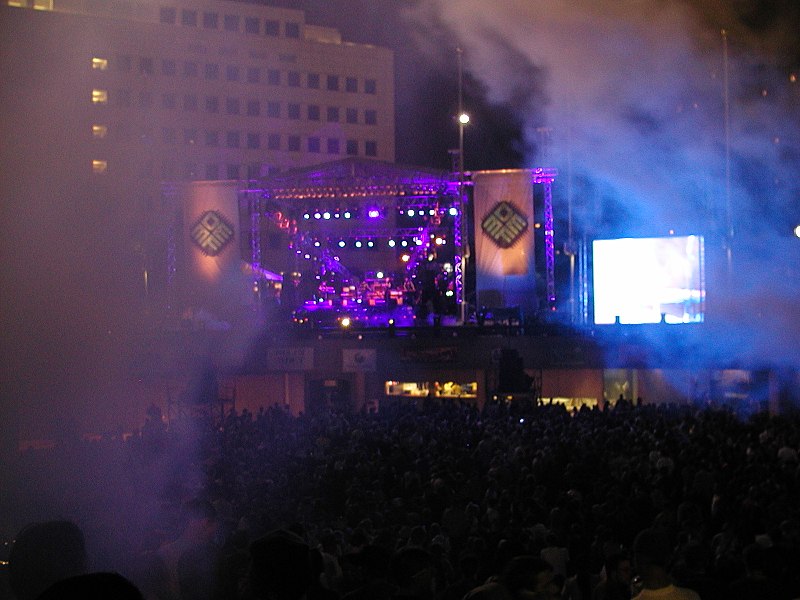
left=342, top=348, right=376, bottom=372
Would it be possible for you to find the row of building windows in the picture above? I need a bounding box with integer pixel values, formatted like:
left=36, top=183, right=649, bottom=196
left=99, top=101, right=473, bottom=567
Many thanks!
left=94, top=55, right=378, bottom=94
left=92, top=124, right=378, bottom=156
left=91, top=89, right=379, bottom=123
left=159, top=6, right=301, bottom=39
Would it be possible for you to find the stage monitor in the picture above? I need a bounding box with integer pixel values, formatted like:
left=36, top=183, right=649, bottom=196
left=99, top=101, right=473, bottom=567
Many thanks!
left=593, top=235, right=705, bottom=325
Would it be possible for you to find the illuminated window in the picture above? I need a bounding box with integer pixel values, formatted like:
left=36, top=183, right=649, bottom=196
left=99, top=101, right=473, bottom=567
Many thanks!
left=91, top=57, right=108, bottom=71
left=8, top=1, right=25, bottom=6
left=33, top=0, right=53, bottom=9
left=92, top=159, right=107, bottom=174
left=92, top=89, right=108, bottom=104
left=92, top=124, right=107, bottom=138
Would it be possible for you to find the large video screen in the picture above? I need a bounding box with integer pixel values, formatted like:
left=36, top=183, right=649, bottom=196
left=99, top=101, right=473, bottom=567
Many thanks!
left=593, top=235, right=705, bottom=325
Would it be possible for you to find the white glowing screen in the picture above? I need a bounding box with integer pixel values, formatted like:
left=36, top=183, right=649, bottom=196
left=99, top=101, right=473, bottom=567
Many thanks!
left=593, top=235, right=705, bottom=325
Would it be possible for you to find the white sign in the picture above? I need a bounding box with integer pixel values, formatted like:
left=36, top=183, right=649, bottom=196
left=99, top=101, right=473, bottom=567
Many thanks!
left=342, top=349, right=376, bottom=372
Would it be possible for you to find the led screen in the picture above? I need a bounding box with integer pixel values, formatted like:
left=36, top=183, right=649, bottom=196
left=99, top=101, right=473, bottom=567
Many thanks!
left=593, top=235, right=705, bottom=324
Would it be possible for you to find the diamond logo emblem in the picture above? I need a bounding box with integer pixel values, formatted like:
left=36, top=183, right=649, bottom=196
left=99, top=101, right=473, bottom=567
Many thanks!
left=481, top=201, right=528, bottom=248
left=190, top=210, right=235, bottom=256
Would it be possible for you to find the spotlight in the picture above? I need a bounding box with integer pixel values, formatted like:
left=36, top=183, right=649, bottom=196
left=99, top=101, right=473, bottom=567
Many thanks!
left=449, top=207, right=458, bottom=216
left=368, top=208, right=380, bottom=219
left=376, top=271, right=384, bottom=278
left=355, top=240, right=362, bottom=248
left=367, top=240, right=374, bottom=248
left=338, top=240, right=346, bottom=247
left=401, top=254, right=410, bottom=262
left=303, top=213, right=310, bottom=220
left=407, top=209, right=415, bottom=217
left=314, top=212, right=322, bottom=219
left=401, top=240, right=408, bottom=247
left=344, top=211, right=352, bottom=219
left=340, top=317, right=351, bottom=328
left=323, top=211, right=331, bottom=220
left=314, top=241, right=321, bottom=247
left=429, top=209, right=436, bottom=216
left=435, top=237, right=444, bottom=245
left=388, top=239, right=396, bottom=248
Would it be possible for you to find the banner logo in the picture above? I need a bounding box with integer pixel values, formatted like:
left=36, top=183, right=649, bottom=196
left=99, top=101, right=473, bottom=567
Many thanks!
left=481, top=201, right=528, bottom=249
left=190, top=210, right=235, bottom=256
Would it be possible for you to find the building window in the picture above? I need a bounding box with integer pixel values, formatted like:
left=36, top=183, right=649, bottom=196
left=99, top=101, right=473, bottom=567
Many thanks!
left=162, top=93, right=176, bottom=109
left=159, top=7, right=176, bottom=24
left=91, top=57, right=108, bottom=71
left=285, top=22, right=300, bottom=38
left=33, top=0, right=54, bottom=9
left=308, top=137, right=321, bottom=153
left=224, top=14, right=239, bottom=31
left=181, top=9, right=197, bottom=26
left=264, top=19, right=279, bottom=36
left=227, top=164, right=240, bottom=179
left=364, top=79, right=377, bottom=94
left=138, top=91, right=153, bottom=108
left=92, top=89, right=108, bottom=104
left=92, top=159, right=107, bottom=174
left=225, top=97, right=240, bottom=115
left=115, top=54, right=132, bottom=72
left=287, top=71, right=300, bottom=87
left=225, top=65, right=240, bottom=82
left=364, top=109, right=377, bottom=125
left=205, top=130, right=219, bottom=147
left=346, top=139, right=358, bottom=155
left=327, top=138, right=340, bottom=154
left=138, top=57, right=154, bottom=75
left=246, top=67, right=260, bottom=83
left=268, top=133, right=280, bottom=150
left=206, top=164, right=219, bottom=180
left=267, top=69, right=280, bottom=85
left=246, top=99, right=260, bottom=117
left=183, top=61, right=198, bottom=77
left=307, top=105, right=320, bottom=121
left=346, top=77, right=358, bottom=93
left=365, top=140, right=377, bottom=156
left=247, top=163, right=261, bottom=179
left=287, top=103, right=300, bottom=119
left=203, top=11, right=218, bottom=29
left=162, top=127, right=176, bottom=144
left=183, top=94, right=198, bottom=111
left=245, top=17, right=260, bottom=34
left=205, top=96, right=219, bottom=113
left=346, top=108, right=358, bottom=124
left=92, top=124, right=108, bottom=138
left=184, top=129, right=198, bottom=145
left=247, top=133, right=260, bottom=149
left=307, top=73, right=320, bottom=89
left=326, top=74, right=339, bottom=91
left=205, top=63, right=219, bottom=80
left=326, top=106, right=340, bottom=122
left=115, top=89, right=131, bottom=107
left=226, top=131, right=240, bottom=148
left=267, top=102, right=280, bottom=118
left=287, top=135, right=301, bottom=151
left=161, top=59, right=176, bottom=75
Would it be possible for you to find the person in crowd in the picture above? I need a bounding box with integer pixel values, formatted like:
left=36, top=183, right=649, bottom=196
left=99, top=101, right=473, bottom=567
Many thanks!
left=8, top=520, right=88, bottom=600
left=630, top=529, right=698, bottom=600
left=591, top=552, right=632, bottom=600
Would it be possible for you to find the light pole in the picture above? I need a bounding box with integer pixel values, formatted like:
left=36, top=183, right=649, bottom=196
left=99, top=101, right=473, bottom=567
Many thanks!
left=457, top=48, right=469, bottom=324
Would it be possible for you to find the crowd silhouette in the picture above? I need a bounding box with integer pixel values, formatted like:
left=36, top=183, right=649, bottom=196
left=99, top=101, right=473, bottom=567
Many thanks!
left=3, top=399, right=800, bottom=599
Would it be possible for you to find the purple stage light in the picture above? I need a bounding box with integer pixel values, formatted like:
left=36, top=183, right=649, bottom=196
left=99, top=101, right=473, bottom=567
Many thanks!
left=368, top=208, right=380, bottom=219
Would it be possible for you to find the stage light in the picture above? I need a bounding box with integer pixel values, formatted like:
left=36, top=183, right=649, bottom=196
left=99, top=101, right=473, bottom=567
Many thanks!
left=303, top=213, right=310, bottom=220
left=401, top=254, right=410, bottom=262
left=344, top=211, right=352, bottom=219
left=401, top=240, right=408, bottom=247
left=334, top=212, right=340, bottom=218
left=314, top=212, right=322, bottom=219
left=415, top=238, right=423, bottom=246
left=340, top=317, right=351, bottom=328
left=304, top=253, right=311, bottom=259
left=429, top=209, right=436, bottom=216
left=407, top=209, right=415, bottom=217
left=323, top=211, right=331, bottom=220
left=794, top=224, right=800, bottom=238
left=368, top=208, right=380, bottom=219
left=355, top=240, right=363, bottom=248
left=459, top=112, right=470, bottom=125
left=388, top=239, right=396, bottom=248
left=449, top=207, right=458, bottom=216
left=314, top=241, right=321, bottom=247
left=367, top=240, right=374, bottom=248
left=376, top=271, right=384, bottom=278
left=446, top=290, right=454, bottom=297
left=435, top=237, right=444, bottom=245
left=338, top=240, right=346, bottom=247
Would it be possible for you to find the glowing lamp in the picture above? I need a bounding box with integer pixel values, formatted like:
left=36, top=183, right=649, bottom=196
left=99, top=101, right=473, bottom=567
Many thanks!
left=338, top=240, right=346, bottom=247
left=459, top=112, right=470, bottom=125
left=368, top=209, right=380, bottom=219
left=323, top=211, right=331, bottom=220
left=355, top=240, right=363, bottom=248
left=344, top=211, right=352, bottom=219
left=794, top=225, right=800, bottom=238
left=449, top=207, right=458, bottom=216
left=401, top=254, right=411, bottom=262
left=340, top=317, right=351, bottom=328
left=388, top=239, right=396, bottom=248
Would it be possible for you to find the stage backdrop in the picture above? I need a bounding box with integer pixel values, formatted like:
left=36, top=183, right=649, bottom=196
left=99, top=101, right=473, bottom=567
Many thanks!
left=472, top=169, right=536, bottom=314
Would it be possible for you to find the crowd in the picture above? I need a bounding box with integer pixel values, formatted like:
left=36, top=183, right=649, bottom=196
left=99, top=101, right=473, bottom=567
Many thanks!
left=2, top=399, right=800, bottom=600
